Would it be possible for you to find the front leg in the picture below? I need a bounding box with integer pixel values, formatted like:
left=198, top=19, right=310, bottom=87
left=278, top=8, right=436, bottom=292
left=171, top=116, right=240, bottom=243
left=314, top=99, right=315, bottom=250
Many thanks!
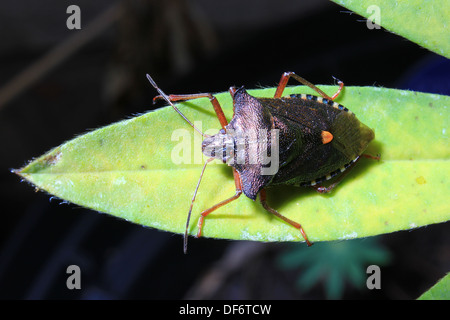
left=146, top=74, right=228, bottom=134
left=153, top=92, right=229, bottom=130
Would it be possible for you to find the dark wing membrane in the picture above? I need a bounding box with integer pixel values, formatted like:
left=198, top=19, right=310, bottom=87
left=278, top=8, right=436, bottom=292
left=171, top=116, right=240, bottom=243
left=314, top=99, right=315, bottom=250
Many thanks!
left=258, top=96, right=337, bottom=133
left=257, top=96, right=359, bottom=185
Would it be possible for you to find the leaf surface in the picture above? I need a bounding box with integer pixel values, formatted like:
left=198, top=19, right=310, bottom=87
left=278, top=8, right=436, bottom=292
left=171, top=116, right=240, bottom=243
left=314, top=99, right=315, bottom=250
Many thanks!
left=17, top=86, right=450, bottom=243
left=417, top=273, right=450, bottom=300
left=331, top=0, right=450, bottom=58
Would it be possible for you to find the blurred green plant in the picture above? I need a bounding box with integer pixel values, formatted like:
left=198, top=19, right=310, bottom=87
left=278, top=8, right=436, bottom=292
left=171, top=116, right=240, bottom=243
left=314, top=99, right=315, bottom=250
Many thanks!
left=278, top=237, right=391, bottom=299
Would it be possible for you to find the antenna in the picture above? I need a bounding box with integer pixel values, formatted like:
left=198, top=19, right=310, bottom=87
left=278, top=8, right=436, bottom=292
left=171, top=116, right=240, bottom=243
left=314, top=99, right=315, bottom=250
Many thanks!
left=146, top=74, right=206, bottom=137
left=184, top=158, right=214, bottom=254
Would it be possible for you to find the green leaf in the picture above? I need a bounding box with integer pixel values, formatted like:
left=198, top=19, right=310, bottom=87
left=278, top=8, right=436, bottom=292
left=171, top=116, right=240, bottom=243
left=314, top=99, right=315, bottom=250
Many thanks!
left=417, top=273, right=450, bottom=300
left=330, top=0, right=450, bottom=58
left=15, top=86, right=449, bottom=244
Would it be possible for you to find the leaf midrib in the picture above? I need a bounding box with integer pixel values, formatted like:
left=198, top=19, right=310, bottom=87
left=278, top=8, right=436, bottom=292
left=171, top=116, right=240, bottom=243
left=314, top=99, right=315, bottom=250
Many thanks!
left=20, top=158, right=449, bottom=176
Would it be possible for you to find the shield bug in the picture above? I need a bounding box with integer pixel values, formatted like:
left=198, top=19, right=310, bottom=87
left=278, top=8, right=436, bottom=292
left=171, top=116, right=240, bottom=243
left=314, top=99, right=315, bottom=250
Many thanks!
left=147, top=72, right=375, bottom=253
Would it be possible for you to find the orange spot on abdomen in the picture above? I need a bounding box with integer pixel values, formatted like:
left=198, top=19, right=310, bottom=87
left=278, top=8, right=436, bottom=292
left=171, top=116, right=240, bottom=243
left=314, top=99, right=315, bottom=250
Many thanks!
left=321, top=130, right=333, bottom=144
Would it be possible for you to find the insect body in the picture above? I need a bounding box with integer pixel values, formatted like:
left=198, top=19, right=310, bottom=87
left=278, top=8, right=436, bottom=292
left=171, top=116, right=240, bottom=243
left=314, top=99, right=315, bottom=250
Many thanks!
left=147, top=72, right=375, bottom=253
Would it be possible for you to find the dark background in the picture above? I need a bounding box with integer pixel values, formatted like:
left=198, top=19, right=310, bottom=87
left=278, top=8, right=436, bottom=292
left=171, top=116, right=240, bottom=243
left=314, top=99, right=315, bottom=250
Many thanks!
left=0, top=0, right=448, bottom=299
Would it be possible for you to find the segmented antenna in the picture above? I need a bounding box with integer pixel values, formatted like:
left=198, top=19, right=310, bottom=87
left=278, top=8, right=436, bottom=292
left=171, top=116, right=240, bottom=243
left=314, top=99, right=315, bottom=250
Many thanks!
left=146, top=74, right=205, bottom=137
left=146, top=74, right=213, bottom=254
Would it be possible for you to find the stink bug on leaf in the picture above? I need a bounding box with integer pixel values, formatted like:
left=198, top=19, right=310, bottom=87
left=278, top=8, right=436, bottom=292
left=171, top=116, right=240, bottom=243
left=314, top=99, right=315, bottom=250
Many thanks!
left=147, top=72, right=376, bottom=253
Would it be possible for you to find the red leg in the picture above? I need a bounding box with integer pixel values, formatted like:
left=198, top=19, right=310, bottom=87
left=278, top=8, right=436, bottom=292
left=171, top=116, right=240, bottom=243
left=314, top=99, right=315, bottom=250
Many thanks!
left=331, top=78, right=344, bottom=100
left=147, top=74, right=228, bottom=135
left=154, top=92, right=228, bottom=130
left=196, top=168, right=243, bottom=239
left=184, top=159, right=243, bottom=253
left=274, top=71, right=344, bottom=101
left=259, top=189, right=312, bottom=246
left=184, top=158, right=213, bottom=253
left=361, top=153, right=381, bottom=161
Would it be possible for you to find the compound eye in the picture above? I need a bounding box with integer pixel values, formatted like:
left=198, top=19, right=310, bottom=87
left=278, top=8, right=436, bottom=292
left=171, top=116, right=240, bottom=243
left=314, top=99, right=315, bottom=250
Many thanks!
left=219, top=128, right=226, bottom=135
